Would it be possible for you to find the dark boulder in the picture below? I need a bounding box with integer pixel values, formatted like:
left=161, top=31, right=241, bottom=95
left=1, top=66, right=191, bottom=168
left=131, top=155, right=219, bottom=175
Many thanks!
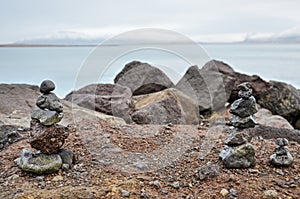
left=65, top=84, right=134, bottom=123
left=258, top=81, right=300, bottom=126
left=203, top=60, right=271, bottom=103
left=175, top=63, right=235, bottom=115
left=114, top=61, right=174, bottom=95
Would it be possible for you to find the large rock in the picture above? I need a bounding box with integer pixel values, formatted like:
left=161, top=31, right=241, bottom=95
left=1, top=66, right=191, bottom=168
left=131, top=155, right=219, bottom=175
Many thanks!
left=0, top=84, right=40, bottom=127
left=203, top=60, right=271, bottom=103
left=29, top=121, right=69, bottom=154
left=258, top=81, right=300, bottom=127
left=175, top=64, right=235, bottom=115
left=255, top=108, right=294, bottom=129
left=114, top=61, right=174, bottom=95
left=0, top=83, right=126, bottom=128
left=132, top=88, right=200, bottom=125
left=16, top=148, right=62, bottom=174
left=65, top=84, right=133, bottom=123
left=219, top=143, right=256, bottom=169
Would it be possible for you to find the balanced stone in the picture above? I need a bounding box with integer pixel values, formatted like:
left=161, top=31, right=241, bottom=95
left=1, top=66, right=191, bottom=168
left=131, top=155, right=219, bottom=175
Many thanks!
left=237, top=82, right=253, bottom=99
left=224, top=129, right=252, bottom=146
left=230, top=97, right=257, bottom=118
left=31, top=109, right=63, bottom=126
left=16, top=148, right=62, bottom=174
left=219, top=143, right=256, bottom=169
left=30, top=121, right=69, bottom=154
left=229, top=82, right=258, bottom=128
left=36, top=93, right=63, bottom=113
left=40, top=80, right=55, bottom=94
left=270, top=138, right=293, bottom=166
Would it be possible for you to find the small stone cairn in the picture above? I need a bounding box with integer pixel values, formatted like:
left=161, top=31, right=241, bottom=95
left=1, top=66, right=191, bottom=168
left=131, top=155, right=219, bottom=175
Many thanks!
left=270, top=138, right=293, bottom=167
left=17, top=80, right=73, bottom=174
left=219, top=82, right=257, bottom=169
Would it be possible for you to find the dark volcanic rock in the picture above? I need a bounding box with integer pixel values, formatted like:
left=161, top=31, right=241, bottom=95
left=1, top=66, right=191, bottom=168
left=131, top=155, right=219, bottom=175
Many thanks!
left=36, top=93, right=63, bottom=113
left=132, top=88, right=200, bottom=125
left=58, top=149, right=74, bottom=170
left=176, top=63, right=235, bottom=115
left=203, top=60, right=271, bottom=103
left=40, top=80, right=55, bottom=94
left=219, top=143, right=256, bottom=169
left=65, top=84, right=133, bottom=123
left=30, top=121, right=69, bottom=154
left=258, top=81, right=300, bottom=126
left=224, top=129, right=252, bottom=146
left=197, top=162, right=220, bottom=180
left=0, top=125, right=23, bottom=149
left=230, top=97, right=257, bottom=118
left=114, top=61, right=174, bottom=95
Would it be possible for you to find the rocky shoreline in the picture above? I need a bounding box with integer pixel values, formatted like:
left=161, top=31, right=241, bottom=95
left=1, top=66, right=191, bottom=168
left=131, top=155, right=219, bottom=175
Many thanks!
left=1, top=60, right=300, bottom=198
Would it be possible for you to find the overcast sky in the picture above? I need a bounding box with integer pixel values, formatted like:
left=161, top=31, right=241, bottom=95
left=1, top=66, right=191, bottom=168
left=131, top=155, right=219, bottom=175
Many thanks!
left=1, top=0, right=300, bottom=43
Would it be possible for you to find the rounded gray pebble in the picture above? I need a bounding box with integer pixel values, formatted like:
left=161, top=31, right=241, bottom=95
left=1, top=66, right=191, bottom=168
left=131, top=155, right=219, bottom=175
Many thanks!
left=40, top=80, right=55, bottom=94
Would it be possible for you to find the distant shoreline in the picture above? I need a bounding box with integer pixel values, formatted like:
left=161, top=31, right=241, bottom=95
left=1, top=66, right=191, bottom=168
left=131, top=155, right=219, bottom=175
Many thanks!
left=1, top=42, right=299, bottom=47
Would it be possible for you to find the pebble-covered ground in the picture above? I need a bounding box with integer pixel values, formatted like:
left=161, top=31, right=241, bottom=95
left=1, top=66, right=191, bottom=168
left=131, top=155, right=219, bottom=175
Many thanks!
left=1, top=118, right=300, bottom=199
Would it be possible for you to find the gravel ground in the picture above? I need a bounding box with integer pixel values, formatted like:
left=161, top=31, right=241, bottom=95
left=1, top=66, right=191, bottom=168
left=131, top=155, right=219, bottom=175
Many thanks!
left=1, top=118, right=300, bottom=199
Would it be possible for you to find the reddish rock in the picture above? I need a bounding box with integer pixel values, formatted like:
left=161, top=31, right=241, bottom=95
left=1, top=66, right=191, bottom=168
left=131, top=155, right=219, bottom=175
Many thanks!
left=29, top=121, right=69, bottom=154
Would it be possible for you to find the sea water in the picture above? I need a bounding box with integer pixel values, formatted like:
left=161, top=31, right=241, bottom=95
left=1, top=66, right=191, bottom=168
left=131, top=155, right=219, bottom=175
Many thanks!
left=0, top=43, right=299, bottom=97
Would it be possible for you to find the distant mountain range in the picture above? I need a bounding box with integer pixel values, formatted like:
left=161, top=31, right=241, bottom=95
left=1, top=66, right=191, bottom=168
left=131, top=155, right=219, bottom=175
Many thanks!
left=2, top=28, right=300, bottom=46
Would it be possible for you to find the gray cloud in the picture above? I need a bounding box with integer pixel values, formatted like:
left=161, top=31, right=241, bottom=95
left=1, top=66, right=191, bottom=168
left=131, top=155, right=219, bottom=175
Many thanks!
left=1, top=0, right=300, bottom=43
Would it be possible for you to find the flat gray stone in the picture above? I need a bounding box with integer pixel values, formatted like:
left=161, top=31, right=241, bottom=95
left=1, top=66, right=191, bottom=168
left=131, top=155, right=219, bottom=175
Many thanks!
left=224, top=129, right=252, bottom=146
left=31, top=109, right=63, bottom=126
left=16, top=148, right=62, bottom=174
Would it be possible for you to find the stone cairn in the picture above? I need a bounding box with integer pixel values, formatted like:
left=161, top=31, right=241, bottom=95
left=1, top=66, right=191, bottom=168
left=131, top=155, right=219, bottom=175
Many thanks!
left=270, top=138, right=293, bottom=167
left=17, top=80, right=73, bottom=174
left=219, top=82, right=257, bottom=169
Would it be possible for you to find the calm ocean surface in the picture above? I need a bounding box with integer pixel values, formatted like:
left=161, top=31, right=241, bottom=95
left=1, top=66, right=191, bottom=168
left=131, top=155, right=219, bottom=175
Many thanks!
left=0, top=43, right=299, bottom=97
